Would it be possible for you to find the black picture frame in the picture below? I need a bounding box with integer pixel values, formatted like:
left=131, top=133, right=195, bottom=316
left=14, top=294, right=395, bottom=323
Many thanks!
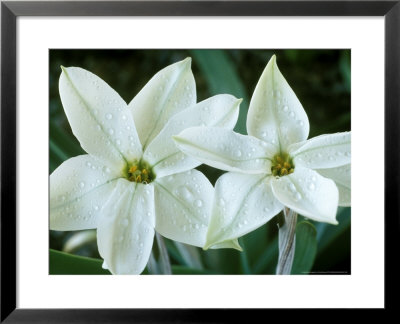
left=1, top=0, right=398, bottom=321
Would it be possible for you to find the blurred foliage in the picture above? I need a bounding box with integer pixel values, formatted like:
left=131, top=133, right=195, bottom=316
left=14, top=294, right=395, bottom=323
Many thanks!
left=49, top=49, right=351, bottom=275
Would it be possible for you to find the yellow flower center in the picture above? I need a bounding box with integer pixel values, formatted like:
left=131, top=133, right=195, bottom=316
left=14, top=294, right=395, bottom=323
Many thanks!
left=271, top=153, right=294, bottom=177
left=127, top=160, right=155, bottom=184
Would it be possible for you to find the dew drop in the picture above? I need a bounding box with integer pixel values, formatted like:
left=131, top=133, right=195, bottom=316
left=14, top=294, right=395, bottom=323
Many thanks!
left=308, top=183, right=315, bottom=191
left=289, top=111, right=295, bottom=118
left=194, top=199, right=203, bottom=207
left=105, top=113, right=113, bottom=120
left=236, top=150, right=242, bottom=157
left=175, top=186, right=192, bottom=200
left=79, top=182, right=85, bottom=188
left=283, top=105, right=289, bottom=112
left=108, top=128, right=114, bottom=135
left=294, top=192, right=302, bottom=201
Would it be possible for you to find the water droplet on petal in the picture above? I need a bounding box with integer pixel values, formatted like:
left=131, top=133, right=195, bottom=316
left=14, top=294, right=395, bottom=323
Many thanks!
left=79, top=182, right=85, bottom=188
left=194, top=199, right=203, bottom=207
left=105, top=113, right=113, bottom=120
left=308, top=183, right=315, bottom=191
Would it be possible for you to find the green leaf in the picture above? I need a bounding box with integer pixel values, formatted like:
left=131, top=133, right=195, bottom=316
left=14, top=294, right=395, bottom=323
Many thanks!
left=50, top=249, right=111, bottom=275
left=190, top=50, right=249, bottom=134
left=315, top=207, right=350, bottom=252
left=291, top=221, right=317, bottom=274
left=49, top=120, right=85, bottom=172
left=171, top=265, right=217, bottom=275
left=238, top=238, right=251, bottom=274
left=251, top=217, right=280, bottom=274
left=312, top=207, right=351, bottom=272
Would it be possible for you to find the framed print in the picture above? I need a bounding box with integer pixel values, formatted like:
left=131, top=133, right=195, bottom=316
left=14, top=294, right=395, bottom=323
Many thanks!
left=1, top=0, right=399, bottom=321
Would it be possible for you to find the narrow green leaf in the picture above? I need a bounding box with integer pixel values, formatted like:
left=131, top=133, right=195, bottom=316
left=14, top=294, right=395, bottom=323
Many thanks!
left=49, top=120, right=85, bottom=171
left=315, top=207, right=351, bottom=252
left=238, top=238, right=251, bottom=274
left=173, top=242, right=204, bottom=270
left=253, top=241, right=278, bottom=274
left=312, top=207, right=351, bottom=272
left=171, top=265, right=217, bottom=275
left=50, top=249, right=110, bottom=275
left=190, top=50, right=249, bottom=134
left=291, top=221, right=317, bottom=274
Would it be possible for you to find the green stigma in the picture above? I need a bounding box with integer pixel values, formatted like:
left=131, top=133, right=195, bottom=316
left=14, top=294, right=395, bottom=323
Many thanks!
left=271, top=153, right=294, bottom=177
left=126, top=160, right=155, bottom=184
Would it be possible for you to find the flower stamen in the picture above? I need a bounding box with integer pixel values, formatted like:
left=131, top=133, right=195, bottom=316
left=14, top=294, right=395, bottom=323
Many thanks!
left=271, top=153, right=294, bottom=177
left=127, top=160, right=155, bottom=184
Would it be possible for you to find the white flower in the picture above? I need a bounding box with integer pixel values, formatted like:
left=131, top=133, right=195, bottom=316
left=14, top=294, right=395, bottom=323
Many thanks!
left=174, top=55, right=351, bottom=250
left=50, top=58, right=241, bottom=274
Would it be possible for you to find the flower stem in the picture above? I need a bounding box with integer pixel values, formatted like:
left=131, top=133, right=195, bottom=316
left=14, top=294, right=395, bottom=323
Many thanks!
left=276, top=207, right=297, bottom=275
left=155, top=232, right=172, bottom=275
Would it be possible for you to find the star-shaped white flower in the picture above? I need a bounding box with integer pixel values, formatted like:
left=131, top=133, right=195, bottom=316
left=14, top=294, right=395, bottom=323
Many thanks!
left=174, top=55, right=351, bottom=250
left=50, top=58, right=241, bottom=273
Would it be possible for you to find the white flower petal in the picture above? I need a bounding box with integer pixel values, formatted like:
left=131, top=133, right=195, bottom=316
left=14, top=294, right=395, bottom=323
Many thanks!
left=205, top=173, right=283, bottom=249
left=59, top=67, right=142, bottom=168
left=97, top=179, right=155, bottom=275
left=174, top=127, right=276, bottom=174
left=128, top=58, right=196, bottom=150
left=316, top=164, right=351, bottom=206
left=290, top=132, right=351, bottom=169
left=247, top=55, right=309, bottom=150
left=209, top=239, right=243, bottom=251
left=50, top=155, right=122, bottom=231
left=336, top=184, right=351, bottom=207
left=271, top=166, right=339, bottom=224
left=144, top=94, right=241, bottom=178
left=154, top=170, right=214, bottom=247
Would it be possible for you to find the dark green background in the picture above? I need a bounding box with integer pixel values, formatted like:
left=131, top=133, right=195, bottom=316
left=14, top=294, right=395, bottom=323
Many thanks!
left=50, top=49, right=351, bottom=275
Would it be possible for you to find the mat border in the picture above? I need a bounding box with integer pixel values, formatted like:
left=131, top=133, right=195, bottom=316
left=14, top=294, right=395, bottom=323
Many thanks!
left=1, top=0, right=399, bottom=321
